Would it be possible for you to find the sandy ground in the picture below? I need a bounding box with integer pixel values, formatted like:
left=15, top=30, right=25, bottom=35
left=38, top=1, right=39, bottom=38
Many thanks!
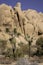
left=0, top=63, right=43, bottom=65
left=39, top=63, right=43, bottom=65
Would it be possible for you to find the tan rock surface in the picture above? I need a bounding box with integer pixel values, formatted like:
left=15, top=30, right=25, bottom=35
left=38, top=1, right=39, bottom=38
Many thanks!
left=0, top=3, right=43, bottom=61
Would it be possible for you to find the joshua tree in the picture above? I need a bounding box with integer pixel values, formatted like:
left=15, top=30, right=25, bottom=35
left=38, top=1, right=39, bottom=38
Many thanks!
left=25, top=34, right=32, bottom=58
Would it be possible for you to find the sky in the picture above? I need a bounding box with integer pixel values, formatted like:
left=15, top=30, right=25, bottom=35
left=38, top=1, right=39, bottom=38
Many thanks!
left=0, top=0, right=43, bottom=12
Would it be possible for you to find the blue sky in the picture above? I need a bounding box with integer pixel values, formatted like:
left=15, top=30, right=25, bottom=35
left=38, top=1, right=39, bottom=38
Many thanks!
left=0, top=0, right=43, bottom=12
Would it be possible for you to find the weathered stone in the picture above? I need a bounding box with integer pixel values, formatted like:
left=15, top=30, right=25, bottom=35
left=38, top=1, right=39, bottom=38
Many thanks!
left=0, top=3, right=43, bottom=59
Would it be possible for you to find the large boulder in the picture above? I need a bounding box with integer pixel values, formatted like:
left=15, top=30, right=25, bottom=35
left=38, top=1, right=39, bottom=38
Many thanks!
left=0, top=32, right=11, bottom=41
left=0, top=4, right=15, bottom=33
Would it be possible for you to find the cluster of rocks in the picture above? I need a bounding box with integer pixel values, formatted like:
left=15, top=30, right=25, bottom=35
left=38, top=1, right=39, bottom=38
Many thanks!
left=0, top=2, right=43, bottom=56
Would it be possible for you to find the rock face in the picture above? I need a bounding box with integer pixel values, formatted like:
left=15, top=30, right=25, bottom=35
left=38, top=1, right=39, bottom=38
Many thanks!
left=0, top=3, right=43, bottom=36
left=0, top=2, right=43, bottom=57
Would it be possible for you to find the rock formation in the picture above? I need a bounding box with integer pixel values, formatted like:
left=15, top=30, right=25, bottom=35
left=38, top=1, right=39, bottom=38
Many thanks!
left=0, top=2, right=43, bottom=58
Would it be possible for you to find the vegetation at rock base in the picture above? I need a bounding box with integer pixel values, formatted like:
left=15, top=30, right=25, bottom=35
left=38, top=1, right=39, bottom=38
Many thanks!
left=18, top=42, right=29, bottom=56
left=36, top=37, right=43, bottom=56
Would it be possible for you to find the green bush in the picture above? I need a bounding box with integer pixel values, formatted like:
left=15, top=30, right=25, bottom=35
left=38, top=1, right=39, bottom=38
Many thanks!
left=18, top=42, right=29, bottom=56
left=15, top=48, right=24, bottom=58
left=36, top=37, right=43, bottom=56
left=5, top=48, right=13, bottom=58
left=0, top=40, right=7, bottom=55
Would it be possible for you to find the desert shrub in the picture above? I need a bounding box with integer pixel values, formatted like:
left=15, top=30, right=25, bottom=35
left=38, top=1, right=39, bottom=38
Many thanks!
left=15, top=48, right=24, bottom=58
left=18, top=42, right=29, bottom=56
left=2, top=38, right=24, bottom=59
left=1, top=38, right=17, bottom=59
left=12, top=42, right=30, bottom=59
left=0, top=40, right=7, bottom=55
left=5, top=48, right=13, bottom=58
left=12, top=42, right=24, bottom=59
left=36, top=37, right=43, bottom=56
left=21, top=44, right=29, bottom=55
